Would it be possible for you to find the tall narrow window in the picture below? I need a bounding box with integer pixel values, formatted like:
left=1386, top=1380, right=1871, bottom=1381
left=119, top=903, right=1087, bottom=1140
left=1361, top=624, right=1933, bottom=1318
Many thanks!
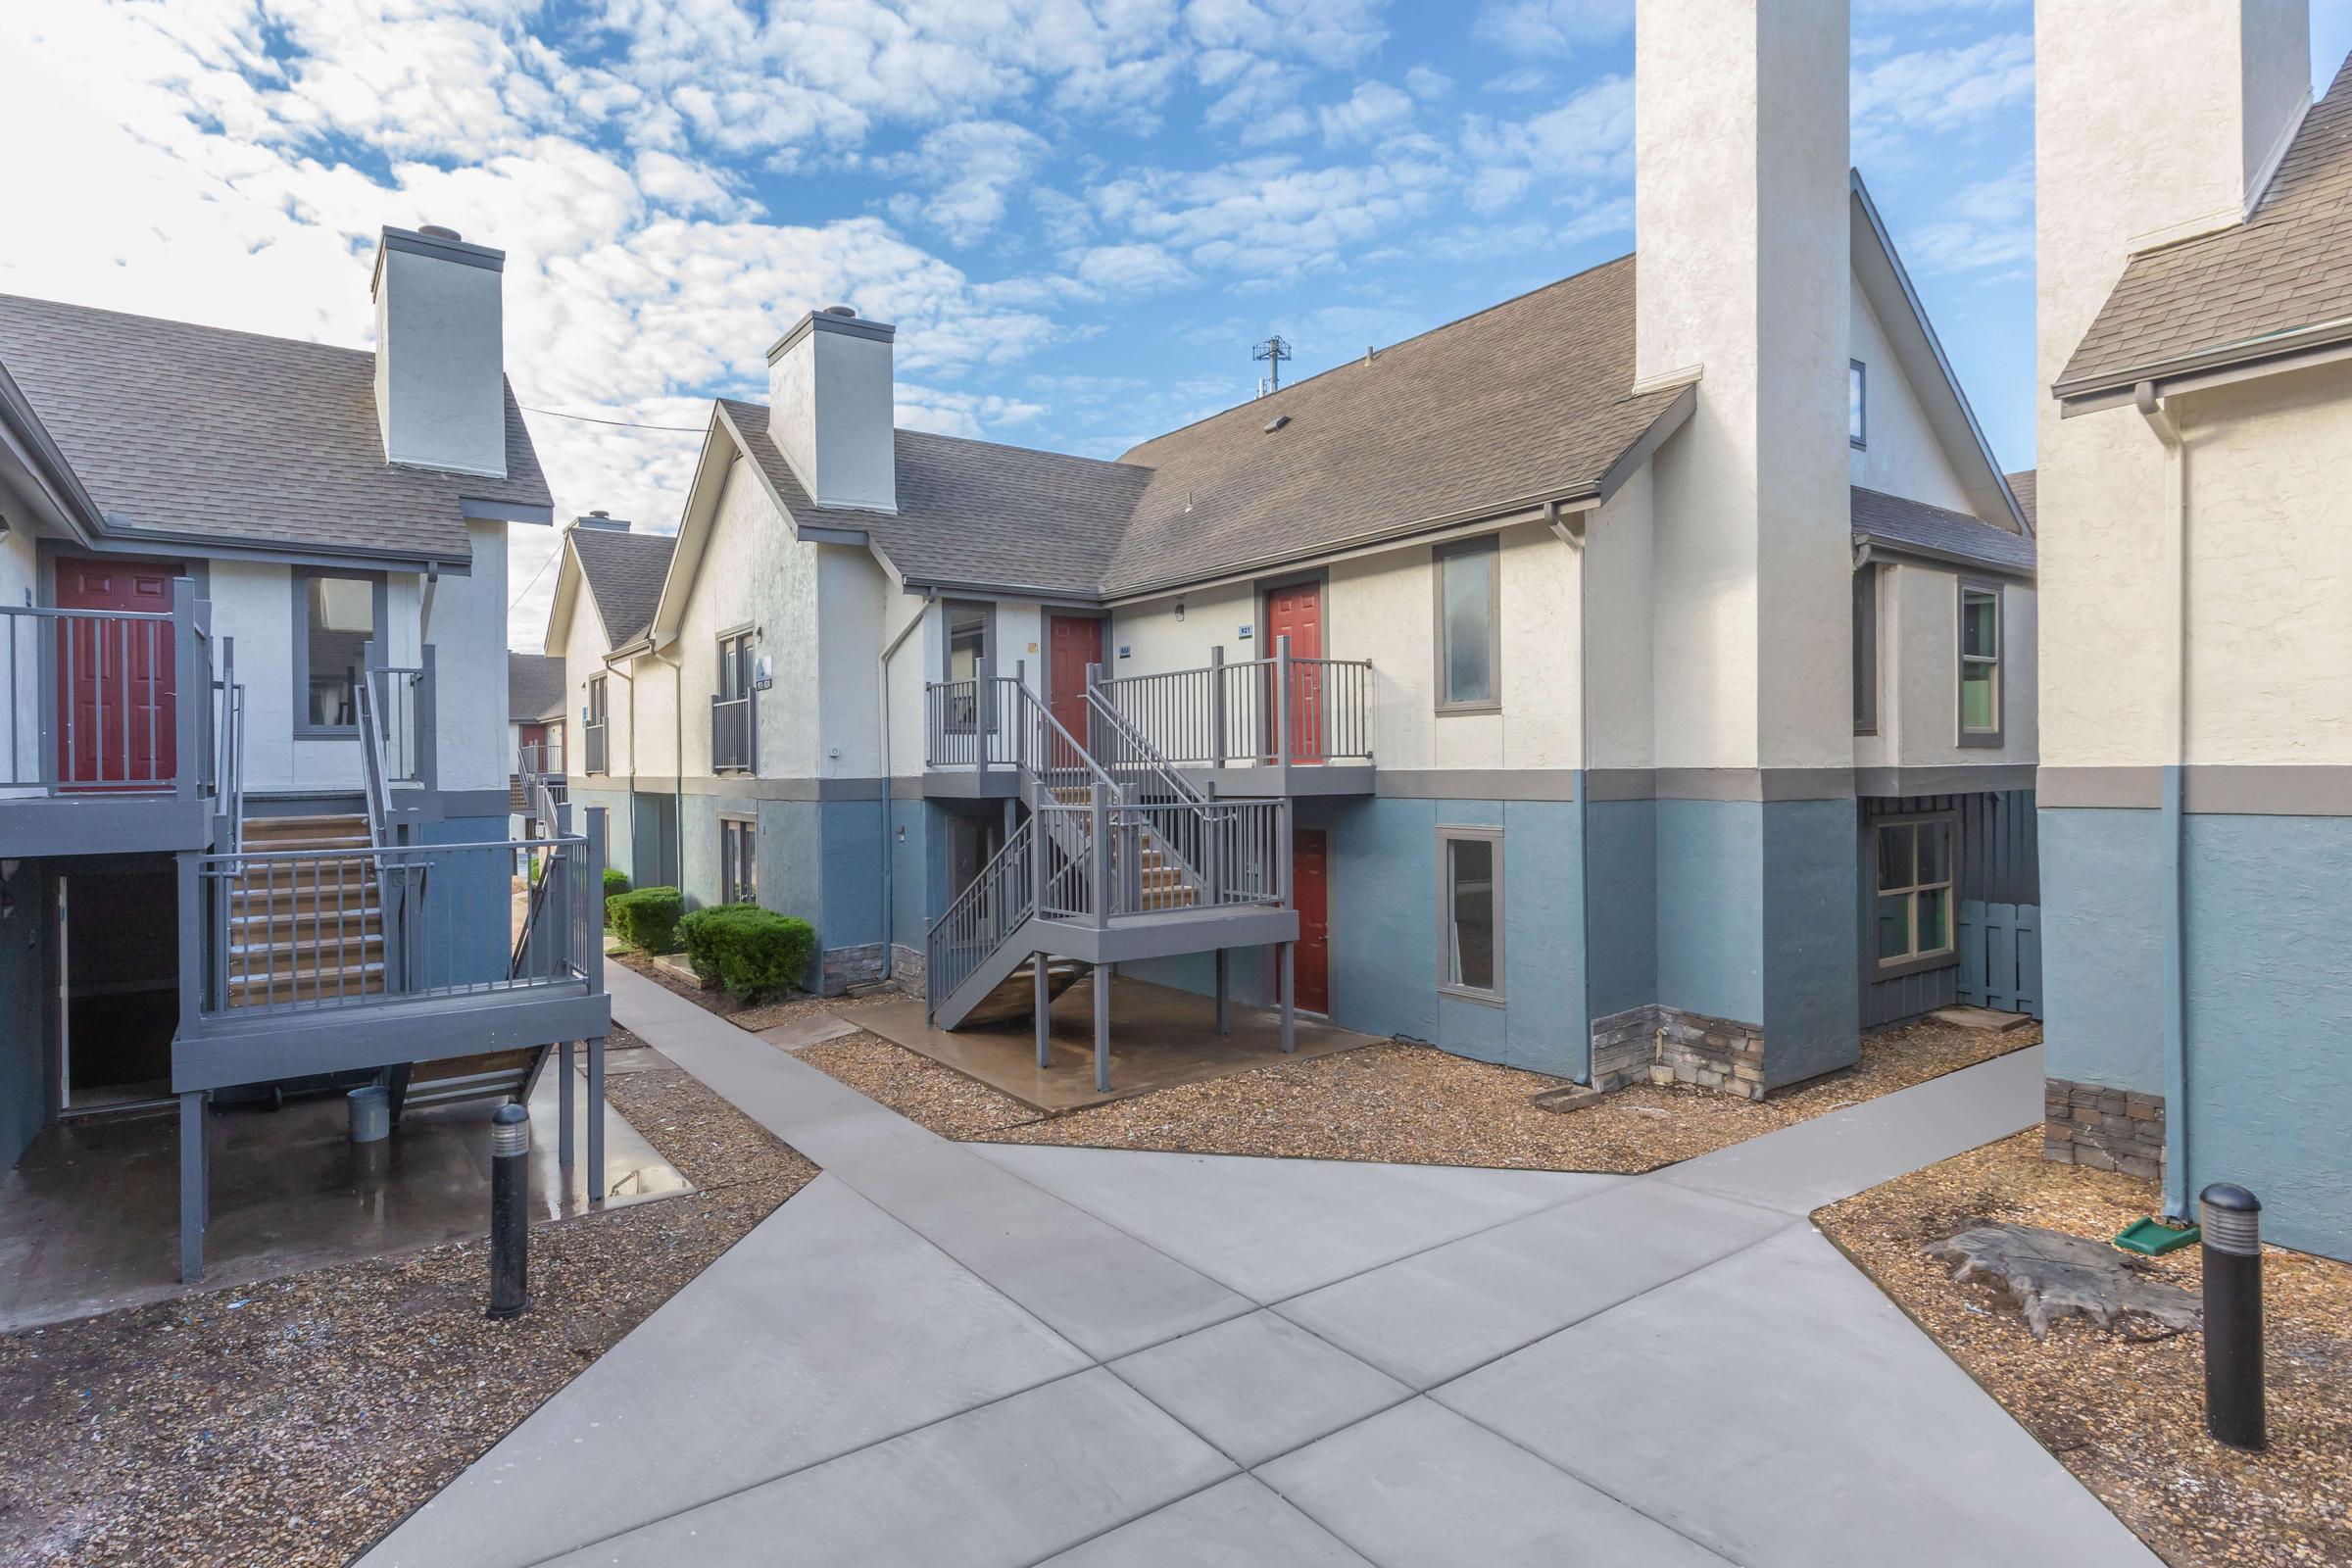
left=944, top=603, right=990, bottom=734
left=1958, top=582, right=2001, bottom=745
left=585, top=676, right=609, bottom=774
left=1852, top=564, right=1879, bottom=735
left=1849, top=361, right=1867, bottom=448
left=1438, top=828, right=1504, bottom=1002
left=1875, top=814, right=1956, bottom=970
left=295, top=571, right=378, bottom=731
left=714, top=629, right=756, bottom=773
left=721, top=815, right=757, bottom=905
left=1434, top=537, right=1499, bottom=711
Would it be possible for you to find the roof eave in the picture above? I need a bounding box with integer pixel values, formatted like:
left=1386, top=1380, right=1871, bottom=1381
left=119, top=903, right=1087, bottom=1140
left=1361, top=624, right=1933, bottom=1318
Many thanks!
left=1854, top=531, right=2034, bottom=582
left=2054, top=317, right=2352, bottom=412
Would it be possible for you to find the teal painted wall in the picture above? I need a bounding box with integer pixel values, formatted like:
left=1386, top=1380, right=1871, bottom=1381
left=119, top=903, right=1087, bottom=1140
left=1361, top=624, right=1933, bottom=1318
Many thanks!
left=569, top=786, right=634, bottom=888
left=1585, top=799, right=1657, bottom=1021
left=2038, top=807, right=2169, bottom=1093
left=1759, top=798, right=1862, bottom=1086
left=819, top=798, right=886, bottom=950
left=1654, top=799, right=1765, bottom=1023
left=416, top=815, right=516, bottom=989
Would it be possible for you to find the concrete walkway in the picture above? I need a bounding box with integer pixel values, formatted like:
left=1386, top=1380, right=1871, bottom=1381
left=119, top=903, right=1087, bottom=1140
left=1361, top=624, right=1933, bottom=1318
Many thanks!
left=362, top=967, right=2159, bottom=1568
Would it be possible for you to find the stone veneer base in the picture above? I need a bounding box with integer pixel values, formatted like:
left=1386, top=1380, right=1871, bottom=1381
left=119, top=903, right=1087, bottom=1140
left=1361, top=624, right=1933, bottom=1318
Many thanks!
left=1589, top=1004, right=1768, bottom=1102
left=818, top=942, right=886, bottom=997
left=2042, top=1077, right=2165, bottom=1182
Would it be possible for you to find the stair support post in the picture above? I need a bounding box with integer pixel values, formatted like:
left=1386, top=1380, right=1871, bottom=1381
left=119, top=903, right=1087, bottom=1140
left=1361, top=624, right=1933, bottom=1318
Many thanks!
left=1279, top=941, right=1297, bottom=1054
left=1274, top=634, right=1293, bottom=788
left=585, top=1034, right=607, bottom=1209
left=1094, top=958, right=1111, bottom=1095
left=1214, top=949, right=1229, bottom=1036
left=1090, top=782, right=1111, bottom=928
left=1210, top=646, right=1226, bottom=770
left=177, top=1090, right=208, bottom=1283
left=559, top=1041, right=576, bottom=1166
left=1035, top=954, right=1052, bottom=1069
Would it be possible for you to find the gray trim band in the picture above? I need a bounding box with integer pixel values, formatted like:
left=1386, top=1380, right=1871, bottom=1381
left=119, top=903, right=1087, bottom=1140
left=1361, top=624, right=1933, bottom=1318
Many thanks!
left=1855, top=764, right=2036, bottom=798
left=1653, top=767, right=1856, bottom=803
left=460, top=498, right=556, bottom=525
left=1375, top=769, right=1576, bottom=802
left=2037, top=766, right=2163, bottom=809
left=2038, top=765, right=2352, bottom=815
left=619, top=774, right=892, bottom=803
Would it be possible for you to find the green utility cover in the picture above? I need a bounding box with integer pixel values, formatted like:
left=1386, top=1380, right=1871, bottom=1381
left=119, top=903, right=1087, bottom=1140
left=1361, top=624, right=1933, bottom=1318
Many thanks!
left=2114, top=1217, right=2201, bottom=1256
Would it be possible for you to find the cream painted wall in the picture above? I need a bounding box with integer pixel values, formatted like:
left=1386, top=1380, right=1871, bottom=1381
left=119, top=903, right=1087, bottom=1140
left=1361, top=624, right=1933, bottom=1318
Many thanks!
left=424, top=520, right=510, bottom=794
left=666, top=454, right=820, bottom=780
left=0, top=527, right=38, bottom=792
left=559, top=564, right=636, bottom=781
left=1585, top=469, right=1656, bottom=770
left=1847, top=284, right=1976, bottom=514
left=1853, top=563, right=2037, bottom=770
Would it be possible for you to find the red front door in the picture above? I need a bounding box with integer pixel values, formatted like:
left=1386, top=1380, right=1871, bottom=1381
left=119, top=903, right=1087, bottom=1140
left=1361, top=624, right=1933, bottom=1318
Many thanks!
left=1047, top=614, right=1102, bottom=767
left=54, top=559, right=176, bottom=791
left=1262, top=580, right=1323, bottom=762
left=1292, top=827, right=1330, bottom=1013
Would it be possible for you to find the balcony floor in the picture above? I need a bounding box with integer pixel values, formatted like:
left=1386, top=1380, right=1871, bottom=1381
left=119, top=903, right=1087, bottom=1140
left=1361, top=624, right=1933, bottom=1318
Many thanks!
left=856, top=975, right=1382, bottom=1113
left=0, top=1054, right=686, bottom=1333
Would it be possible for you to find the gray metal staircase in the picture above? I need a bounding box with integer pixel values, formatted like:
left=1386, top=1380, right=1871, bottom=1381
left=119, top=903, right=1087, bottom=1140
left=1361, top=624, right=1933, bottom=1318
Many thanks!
left=925, top=679, right=1293, bottom=1032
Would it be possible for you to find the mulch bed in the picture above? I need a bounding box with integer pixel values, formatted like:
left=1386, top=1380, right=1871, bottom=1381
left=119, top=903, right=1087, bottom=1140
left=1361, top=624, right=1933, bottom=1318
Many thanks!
left=978, top=1018, right=2038, bottom=1173
left=0, top=1064, right=816, bottom=1568
left=1816, top=1130, right=2352, bottom=1568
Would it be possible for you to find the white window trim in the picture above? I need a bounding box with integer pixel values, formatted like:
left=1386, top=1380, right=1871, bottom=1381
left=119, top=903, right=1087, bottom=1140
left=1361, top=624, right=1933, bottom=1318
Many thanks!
left=1435, top=825, right=1505, bottom=1005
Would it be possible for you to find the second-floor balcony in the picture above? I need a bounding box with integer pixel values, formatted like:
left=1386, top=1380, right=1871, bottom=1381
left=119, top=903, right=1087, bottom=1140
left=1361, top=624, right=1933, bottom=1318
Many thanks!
left=710, top=692, right=755, bottom=773
left=922, top=641, right=1374, bottom=798
left=0, top=595, right=219, bottom=856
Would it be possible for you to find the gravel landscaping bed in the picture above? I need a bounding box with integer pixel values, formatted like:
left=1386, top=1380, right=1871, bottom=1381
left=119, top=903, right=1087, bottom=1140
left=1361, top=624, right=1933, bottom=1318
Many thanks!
left=974, top=1018, right=2036, bottom=1173
left=0, top=1063, right=816, bottom=1568
left=1816, top=1130, right=2352, bottom=1568
left=797, top=1035, right=1042, bottom=1141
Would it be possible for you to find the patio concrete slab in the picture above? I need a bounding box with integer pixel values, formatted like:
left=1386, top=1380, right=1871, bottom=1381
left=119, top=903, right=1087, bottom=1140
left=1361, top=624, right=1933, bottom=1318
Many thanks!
left=1277, top=1180, right=1794, bottom=1389
left=755, top=1011, right=863, bottom=1052
left=540, top=1370, right=1235, bottom=1568
left=973, top=1144, right=1616, bottom=1302
left=1434, top=1224, right=2160, bottom=1567
left=1657, top=1044, right=2045, bottom=1215
left=1260, top=1397, right=1732, bottom=1567
left=1107, top=1309, right=1410, bottom=1467
left=833, top=1140, right=1253, bottom=1359
left=858, top=975, right=1382, bottom=1112
left=1042, top=1476, right=1375, bottom=1567
left=361, top=1175, right=1090, bottom=1568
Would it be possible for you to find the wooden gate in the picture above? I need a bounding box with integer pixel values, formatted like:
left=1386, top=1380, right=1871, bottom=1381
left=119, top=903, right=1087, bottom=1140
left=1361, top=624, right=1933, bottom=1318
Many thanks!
left=1957, top=900, right=2042, bottom=1018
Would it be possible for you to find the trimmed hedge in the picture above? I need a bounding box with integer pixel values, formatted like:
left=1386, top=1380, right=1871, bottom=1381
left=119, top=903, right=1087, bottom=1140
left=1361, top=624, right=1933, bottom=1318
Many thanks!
left=603, top=867, right=630, bottom=928
left=678, top=903, right=816, bottom=1002
left=608, top=886, right=683, bottom=953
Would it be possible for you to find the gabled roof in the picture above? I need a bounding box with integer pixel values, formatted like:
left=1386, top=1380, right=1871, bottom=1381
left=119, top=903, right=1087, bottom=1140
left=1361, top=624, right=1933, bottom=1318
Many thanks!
left=2056, top=54, right=2352, bottom=403
left=717, top=401, right=1150, bottom=600
left=566, top=524, right=676, bottom=648
left=1104, top=256, right=1688, bottom=597
left=0, top=293, right=552, bottom=564
left=1852, top=486, right=2034, bottom=577
left=2004, top=469, right=2036, bottom=530
left=508, top=651, right=566, bottom=724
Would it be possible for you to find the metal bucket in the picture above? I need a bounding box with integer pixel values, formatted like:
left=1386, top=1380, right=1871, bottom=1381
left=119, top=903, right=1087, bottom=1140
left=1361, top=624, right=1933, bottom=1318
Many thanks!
left=348, top=1084, right=391, bottom=1144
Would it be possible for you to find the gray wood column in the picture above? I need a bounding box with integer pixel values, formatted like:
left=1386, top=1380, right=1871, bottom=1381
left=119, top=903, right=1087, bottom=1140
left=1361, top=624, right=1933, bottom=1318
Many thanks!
left=1279, top=942, right=1296, bottom=1054
left=1035, top=954, right=1052, bottom=1068
left=559, top=1040, right=576, bottom=1165
left=1094, top=961, right=1111, bottom=1095
left=586, top=1034, right=607, bottom=1209
left=177, top=1091, right=208, bottom=1283
left=1214, top=949, right=1229, bottom=1036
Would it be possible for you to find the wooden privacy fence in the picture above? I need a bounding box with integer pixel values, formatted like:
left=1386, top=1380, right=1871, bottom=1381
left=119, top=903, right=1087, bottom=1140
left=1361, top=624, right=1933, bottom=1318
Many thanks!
left=1957, top=900, right=2041, bottom=1018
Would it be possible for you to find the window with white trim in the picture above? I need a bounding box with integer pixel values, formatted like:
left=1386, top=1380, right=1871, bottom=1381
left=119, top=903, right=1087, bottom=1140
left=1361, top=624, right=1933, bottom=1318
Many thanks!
left=1958, top=582, right=2001, bottom=745
left=1849, top=360, right=1867, bottom=448
left=720, top=814, right=757, bottom=906
left=1874, top=813, right=1955, bottom=970
left=1438, top=827, right=1503, bottom=1001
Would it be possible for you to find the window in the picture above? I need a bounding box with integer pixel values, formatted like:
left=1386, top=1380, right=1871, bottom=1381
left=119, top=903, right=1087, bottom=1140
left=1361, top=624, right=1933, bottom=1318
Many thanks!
left=1874, top=814, right=1956, bottom=971
left=1438, top=827, right=1504, bottom=1003
left=1852, top=564, right=1879, bottom=735
left=720, top=815, right=757, bottom=906
left=1849, top=361, right=1867, bottom=448
left=714, top=628, right=757, bottom=773
left=943, top=602, right=992, bottom=732
left=717, top=630, right=755, bottom=702
left=585, top=676, right=609, bottom=775
left=1958, top=581, right=2002, bottom=746
left=1434, top=537, right=1499, bottom=711
left=293, top=570, right=380, bottom=733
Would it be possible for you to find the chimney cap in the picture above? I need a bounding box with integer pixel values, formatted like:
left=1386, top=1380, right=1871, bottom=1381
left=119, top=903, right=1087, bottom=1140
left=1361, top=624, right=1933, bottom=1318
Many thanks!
left=417, top=223, right=463, bottom=241
left=570, top=511, right=629, bottom=531
left=821, top=304, right=858, bottom=318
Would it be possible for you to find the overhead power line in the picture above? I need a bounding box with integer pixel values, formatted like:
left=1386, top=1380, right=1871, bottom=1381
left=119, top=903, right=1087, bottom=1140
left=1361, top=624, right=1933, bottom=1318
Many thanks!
left=520, top=404, right=706, bottom=433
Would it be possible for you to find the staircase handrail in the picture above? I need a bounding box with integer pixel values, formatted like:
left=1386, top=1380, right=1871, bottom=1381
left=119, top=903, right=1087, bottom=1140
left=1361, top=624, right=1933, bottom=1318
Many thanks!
left=1003, top=678, right=1120, bottom=798
left=926, top=813, right=1039, bottom=1015
left=1081, top=686, right=1211, bottom=808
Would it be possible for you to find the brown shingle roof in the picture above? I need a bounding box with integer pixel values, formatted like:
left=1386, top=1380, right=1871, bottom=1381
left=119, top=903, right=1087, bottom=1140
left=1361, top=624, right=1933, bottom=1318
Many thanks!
left=1852, top=486, right=2034, bottom=576
left=719, top=402, right=1150, bottom=600
left=2004, top=469, right=2036, bottom=530
left=0, top=294, right=551, bottom=563
left=2056, top=56, right=2352, bottom=398
left=1106, top=255, right=1682, bottom=596
left=720, top=255, right=1685, bottom=602
left=569, top=525, right=676, bottom=646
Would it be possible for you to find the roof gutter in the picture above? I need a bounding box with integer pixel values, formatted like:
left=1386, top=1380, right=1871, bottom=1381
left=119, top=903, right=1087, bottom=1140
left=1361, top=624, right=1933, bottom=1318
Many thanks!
left=1849, top=532, right=2035, bottom=583
left=2055, top=313, right=2352, bottom=412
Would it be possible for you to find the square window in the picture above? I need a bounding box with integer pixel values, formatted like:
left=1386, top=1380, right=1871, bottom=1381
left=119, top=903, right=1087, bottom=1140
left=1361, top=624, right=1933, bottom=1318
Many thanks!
left=1873, top=813, right=1957, bottom=970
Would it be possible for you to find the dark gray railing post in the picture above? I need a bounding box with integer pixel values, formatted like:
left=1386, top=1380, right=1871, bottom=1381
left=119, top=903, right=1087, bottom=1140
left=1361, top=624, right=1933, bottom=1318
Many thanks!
left=584, top=807, right=608, bottom=997
left=172, top=592, right=200, bottom=806
left=1085, top=661, right=1103, bottom=776
left=1274, top=634, right=1293, bottom=781
left=416, top=643, right=438, bottom=792
left=1210, top=646, right=1227, bottom=770
left=1090, top=781, right=1111, bottom=927
left=1014, top=660, right=1027, bottom=775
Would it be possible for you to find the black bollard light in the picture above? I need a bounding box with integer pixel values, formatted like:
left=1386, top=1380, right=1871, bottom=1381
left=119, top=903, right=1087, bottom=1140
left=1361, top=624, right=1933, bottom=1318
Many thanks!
left=2200, top=1183, right=2264, bottom=1451
left=488, top=1101, right=531, bottom=1320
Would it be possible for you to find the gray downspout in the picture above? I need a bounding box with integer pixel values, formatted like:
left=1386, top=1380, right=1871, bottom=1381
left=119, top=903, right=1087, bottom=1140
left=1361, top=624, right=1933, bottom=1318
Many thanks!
left=877, top=595, right=934, bottom=984
left=653, top=641, right=684, bottom=894
left=603, top=653, right=637, bottom=877
left=1548, top=501, right=1595, bottom=1084
left=2136, top=382, right=2190, bottom=1222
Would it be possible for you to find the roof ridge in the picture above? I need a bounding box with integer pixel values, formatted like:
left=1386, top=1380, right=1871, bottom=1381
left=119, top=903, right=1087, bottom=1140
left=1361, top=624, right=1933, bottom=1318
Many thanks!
left=720, top=395, right=1151, bottom=473
left=0, top=291, right=374, bottom=367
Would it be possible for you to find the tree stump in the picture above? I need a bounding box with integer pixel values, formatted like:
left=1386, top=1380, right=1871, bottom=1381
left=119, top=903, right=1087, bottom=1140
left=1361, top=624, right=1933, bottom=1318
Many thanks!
left=1927, top=1223, right=2203, bottom=1340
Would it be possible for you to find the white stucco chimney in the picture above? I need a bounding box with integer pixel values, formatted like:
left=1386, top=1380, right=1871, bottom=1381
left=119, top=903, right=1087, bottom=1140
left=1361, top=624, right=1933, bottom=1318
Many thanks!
left=370, top=225, right=509, bottom=478
left=1634, top=0, right=1851, bottom=770
left=766, top=306, right=898, bottom=514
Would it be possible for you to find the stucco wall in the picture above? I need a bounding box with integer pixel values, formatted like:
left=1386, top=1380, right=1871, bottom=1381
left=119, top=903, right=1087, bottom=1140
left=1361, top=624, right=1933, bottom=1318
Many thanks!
left=425, top=521, right=511, bottom=794
left=1854, top=563, right=2038, bottom=769
left=1846, top=283, right=1975, bottom=514
left=668, top=455, right=821, bottom=781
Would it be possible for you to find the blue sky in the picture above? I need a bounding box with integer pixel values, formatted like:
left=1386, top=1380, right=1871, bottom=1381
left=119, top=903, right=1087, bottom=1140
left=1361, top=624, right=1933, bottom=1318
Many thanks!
left=2, top=1, right=2349, bottom=647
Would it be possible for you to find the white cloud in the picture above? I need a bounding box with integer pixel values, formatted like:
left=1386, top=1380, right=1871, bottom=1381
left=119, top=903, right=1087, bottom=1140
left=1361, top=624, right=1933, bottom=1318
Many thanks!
left=1473, top=0, right=1633, bottom=59
left=887, top=120, right=1054, bottom=247
left=1895, top=160, right=2035, bottom=274
left=1092, top=151, right=1450, bottom=278
left=1071, top=242, right=1199, bottom=293
left=1403, top=66, right=1454, bottom=101
left=1480, top=66, right=1553, bottom=95
left=1851, top=32, right=2034, bottom=163
left=1318, top=81, right=1415, bottom=146
left=1459, top=74, right=1634, bottom=214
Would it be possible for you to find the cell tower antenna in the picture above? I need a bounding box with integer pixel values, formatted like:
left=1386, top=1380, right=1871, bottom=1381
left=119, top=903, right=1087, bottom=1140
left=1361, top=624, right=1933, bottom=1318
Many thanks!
left=1252, top=334, right=1292, bottom=395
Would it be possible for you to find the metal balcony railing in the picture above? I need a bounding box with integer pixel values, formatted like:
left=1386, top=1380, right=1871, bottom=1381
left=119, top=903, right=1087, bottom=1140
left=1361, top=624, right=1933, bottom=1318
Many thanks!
left=710, top=692, right=755, bottom=773
left=1, top=596, right=213, bottom=798
left=1090, top=638, right=1373, bottom=768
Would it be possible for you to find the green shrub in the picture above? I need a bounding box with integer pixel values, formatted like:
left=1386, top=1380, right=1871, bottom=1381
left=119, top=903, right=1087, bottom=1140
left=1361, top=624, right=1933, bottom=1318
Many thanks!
left=608, top=886, right=683, bottom=953
left=677, top=904, right=816, bottom=1002
left=603, top=866, right=630, bottom=928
